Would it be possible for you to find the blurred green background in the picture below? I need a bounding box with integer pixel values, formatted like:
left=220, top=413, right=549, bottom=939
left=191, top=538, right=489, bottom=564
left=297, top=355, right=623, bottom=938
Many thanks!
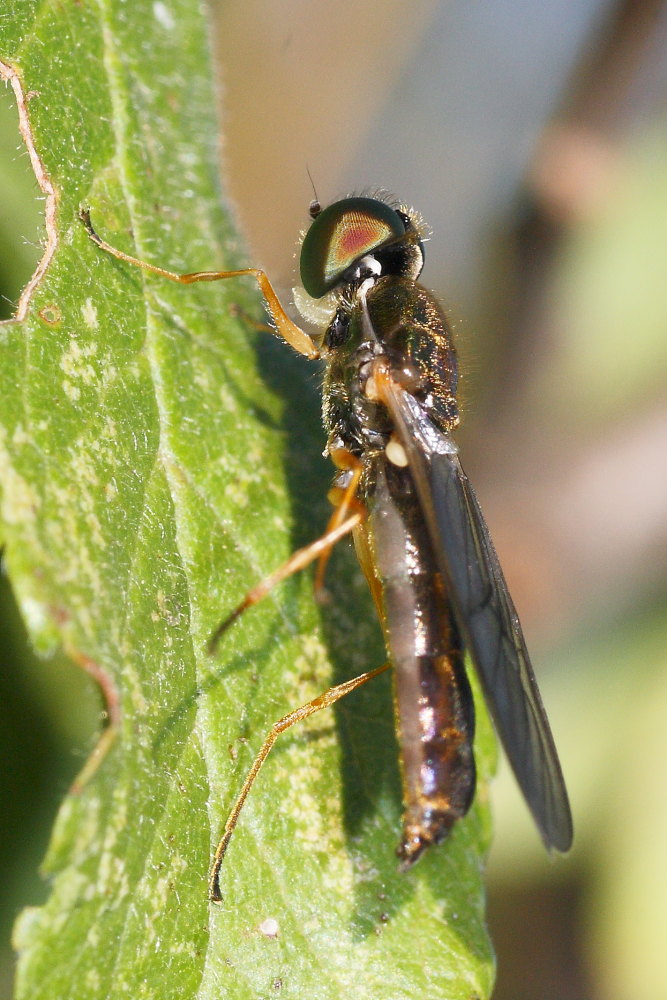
left=2, top=1, right=667, bottom=997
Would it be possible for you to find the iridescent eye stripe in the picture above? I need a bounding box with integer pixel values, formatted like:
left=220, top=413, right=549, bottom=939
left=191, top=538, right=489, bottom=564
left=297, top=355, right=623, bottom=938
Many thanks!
left=332, top=211, right=394, bottom=269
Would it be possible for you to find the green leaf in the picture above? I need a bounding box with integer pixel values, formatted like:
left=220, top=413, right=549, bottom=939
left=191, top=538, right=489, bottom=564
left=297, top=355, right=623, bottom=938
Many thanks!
left=2, top=2, right=494, bottom=997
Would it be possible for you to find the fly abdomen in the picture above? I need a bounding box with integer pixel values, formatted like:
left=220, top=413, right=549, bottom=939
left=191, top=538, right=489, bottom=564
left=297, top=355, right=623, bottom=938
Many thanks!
left=357, top=458, right=476, bottom=868
left=395, top=646, right=475, bottom=869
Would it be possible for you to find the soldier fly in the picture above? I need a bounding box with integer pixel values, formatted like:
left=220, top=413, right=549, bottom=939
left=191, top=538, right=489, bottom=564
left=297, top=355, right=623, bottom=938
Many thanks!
left=80, top=194, right=573, bottom=903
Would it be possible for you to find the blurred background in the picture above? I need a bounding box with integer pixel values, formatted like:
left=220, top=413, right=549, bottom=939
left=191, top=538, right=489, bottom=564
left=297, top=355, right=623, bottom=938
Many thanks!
left=2, top=1, right=667, bottom=996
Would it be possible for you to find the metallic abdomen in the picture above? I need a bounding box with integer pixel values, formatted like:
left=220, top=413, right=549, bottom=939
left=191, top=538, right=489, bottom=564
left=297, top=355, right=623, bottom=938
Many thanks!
left=355, top=458, right=476, bottom=866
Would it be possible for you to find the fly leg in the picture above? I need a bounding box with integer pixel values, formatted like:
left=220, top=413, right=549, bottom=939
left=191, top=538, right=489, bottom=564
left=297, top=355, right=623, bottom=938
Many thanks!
left=314, top=448, right=364, bottom=600
left=209, top=661, right=389, bottom=903
left=79, top=208, right=320, bottom=359
left=207, top=483, right=371, bottom=900
left=207, top=509, right=363, bottom=652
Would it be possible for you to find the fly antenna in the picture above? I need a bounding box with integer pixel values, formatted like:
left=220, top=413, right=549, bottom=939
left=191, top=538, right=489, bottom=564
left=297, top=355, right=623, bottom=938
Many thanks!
left=306, top=166, right=321, bottom=218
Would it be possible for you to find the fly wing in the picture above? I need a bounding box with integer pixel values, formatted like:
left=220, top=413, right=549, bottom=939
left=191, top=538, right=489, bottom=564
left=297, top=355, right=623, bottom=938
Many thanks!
left=380, top=376, right=573, bottom=852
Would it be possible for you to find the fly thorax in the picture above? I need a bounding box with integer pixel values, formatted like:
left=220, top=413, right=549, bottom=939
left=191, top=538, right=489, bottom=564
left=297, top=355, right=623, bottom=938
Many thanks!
left=322, top=305, right=394, bottom=455
left=322, top=375, right=393, bottom=458
left=363, top=276, right=461, bottom=433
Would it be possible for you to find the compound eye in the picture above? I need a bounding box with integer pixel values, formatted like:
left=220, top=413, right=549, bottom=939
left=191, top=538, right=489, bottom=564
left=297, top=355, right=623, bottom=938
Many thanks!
left=300, top=197, right=405, bottom=298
